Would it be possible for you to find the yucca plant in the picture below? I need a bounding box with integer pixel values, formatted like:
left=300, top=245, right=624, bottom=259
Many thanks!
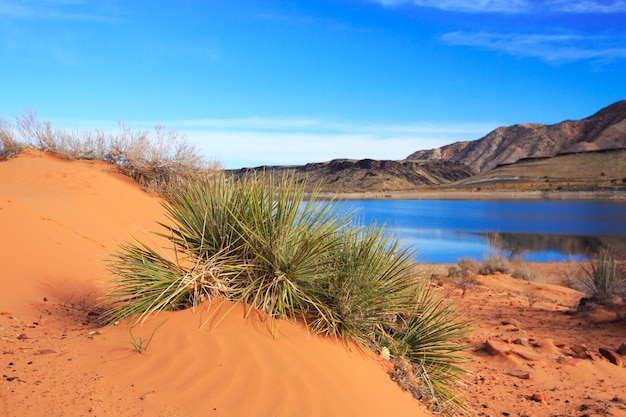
left=391, top=284, right=471, bottom=413
left=103, top=238, right=245, bottom=324
left=310, top=223, right=419, bottom=345
left=104, top=171, right=471, bottom=414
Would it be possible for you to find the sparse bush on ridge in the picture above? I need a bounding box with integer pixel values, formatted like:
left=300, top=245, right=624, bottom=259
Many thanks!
left=104, top=172, right=470, bottom=414
left=479, top=255, right=512, bottom=275
left=0, top=112, right=216, bottom=195
left=457, top=258, right=480, bottom=275
left=573, top=247, right=625, bottom=304
left=453, top=258, right=481, bottom=296
left=511, top=264, right=544, bottom=283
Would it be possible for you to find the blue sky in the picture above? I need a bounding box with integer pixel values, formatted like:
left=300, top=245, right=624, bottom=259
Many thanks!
left=1, top=0, right=625, bottom=168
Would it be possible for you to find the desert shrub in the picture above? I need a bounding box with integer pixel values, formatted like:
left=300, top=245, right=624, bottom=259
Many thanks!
left=511, top=264, right=543, bottom=282
left=455, top=257, right=481, bottom=296
left=447, top=266, right=461, bottom=278
left=458, top=258, right=480, bottom=274
left=574, top=247, right=625, bottom=304
left=479, top=255, right=512, bottom=275
left=0, top=113, right=213, bottom=195
left=391, top=283, right=470, bottom=412
left=313, top=223, right=419, bottom=346
left=104, top=172, right=470, bottom=413
left=0, top=118, right=27, bottom=158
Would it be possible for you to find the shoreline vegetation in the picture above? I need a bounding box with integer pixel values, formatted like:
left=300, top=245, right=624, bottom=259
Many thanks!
left=322, top=189, right=626, bottom=201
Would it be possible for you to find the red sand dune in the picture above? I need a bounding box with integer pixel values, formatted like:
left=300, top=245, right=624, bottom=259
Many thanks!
left=0, top=150, right=428, bottom=416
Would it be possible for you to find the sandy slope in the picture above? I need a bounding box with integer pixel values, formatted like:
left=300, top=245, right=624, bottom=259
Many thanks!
left=0, top=150, right=427, bottom=417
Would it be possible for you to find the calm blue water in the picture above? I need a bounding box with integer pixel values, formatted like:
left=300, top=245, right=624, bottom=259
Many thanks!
left=339, top=200, right=626, bottom=263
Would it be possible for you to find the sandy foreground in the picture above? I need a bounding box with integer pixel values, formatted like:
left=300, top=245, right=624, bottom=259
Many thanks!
left=1, top=150, right=625, bottom=417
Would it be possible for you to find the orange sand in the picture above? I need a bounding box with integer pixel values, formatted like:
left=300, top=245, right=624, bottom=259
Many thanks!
left=0, top=150, right=428, bottom=417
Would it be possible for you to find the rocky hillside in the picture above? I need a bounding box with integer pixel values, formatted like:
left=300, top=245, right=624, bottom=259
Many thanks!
left=407, top=100, right=626, bottom=173
left=230, top=159, right=473, bottom=193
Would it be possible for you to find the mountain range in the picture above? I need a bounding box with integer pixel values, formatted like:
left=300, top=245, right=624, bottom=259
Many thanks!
left=407, top=100, right=626, bottom=173
left=232, top=100, right=626, bottom=194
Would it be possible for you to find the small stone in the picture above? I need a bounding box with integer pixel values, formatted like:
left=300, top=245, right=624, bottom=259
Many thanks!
left=513, top=338, right=531, bottom=348
left=0, top=312, right=12, bottom=316
left=485, top=338, right=510, bottom=356
left=599, top=348, right=623, bottom=366
left=511, top=346, right=544, bottom=361
left=380, top=346, right=390, bottom=360
left=616, top=342, right=626, bottom=356
left=571, top=344, right=591, bottom=359
left=501, top=318, right=521, bottom=328
left=557, top=356, right=585, bottom=367
left=504, top=369, right=531, bottom=379
left=531, top=393, right=548, bottom=402
left=33, top=349, right=56, bottom=355
left=17, top=334, right=28, bottom=340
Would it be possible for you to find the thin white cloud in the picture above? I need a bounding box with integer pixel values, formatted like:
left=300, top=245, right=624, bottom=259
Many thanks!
left=377, top=0, right=530, bottom=13
left=441, top=31, right=626, bottom=63
left=547, top=0, right=626, bottom=13
left=51, top=116, right=499, bottom=169
left=0, top=0, right=122, bottom=22
left=375, top=0, right=626, bottom=13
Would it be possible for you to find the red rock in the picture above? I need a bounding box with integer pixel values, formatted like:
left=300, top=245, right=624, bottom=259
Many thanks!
left=501, top=318, right=521, bottom=328
left=599, top=348, right=623, bottom=366
left=509, top=344, right=544, bottom=361
left=17, top=333, right=28, bottom=340
left=570, top=344, right=592, bottom=359
left=0, top=311, right=12, bottom=316
left=531, top=393, right=549, bottom=402
left=34, top=349, right=56, bottom=355
left=485, top=338, right=510, bottom=356
left=513, top=338, right=531, bottom=348
left=557, top=357, right=586, bottom=367
left=617, top=342, right=626, bottom=356
left=504, top=369, right=531, bottom=379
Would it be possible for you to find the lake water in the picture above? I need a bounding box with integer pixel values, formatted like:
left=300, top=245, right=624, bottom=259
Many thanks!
left=339, top=200, right=626, bottom=263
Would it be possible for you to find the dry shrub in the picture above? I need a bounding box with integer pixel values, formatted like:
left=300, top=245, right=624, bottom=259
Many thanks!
left=447, top=266, right=461, bottom=278
left=512, top=264, right=544, bottom=282
left=458, top=258, right=480, bottom=274
left=0, top=118, right=27, bottom=158
left=452, top=258, right=481, bottom=296
left=479, top=255, right=512, bottom=275
left=574, top=247, right=625, bottom=305
left=0, top=112, right=216, bottom=195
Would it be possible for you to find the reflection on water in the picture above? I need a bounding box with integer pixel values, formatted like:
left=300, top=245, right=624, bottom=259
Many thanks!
left=478, top=232, right=625, bottom=261
left=340, top=199, right=626, bottom=263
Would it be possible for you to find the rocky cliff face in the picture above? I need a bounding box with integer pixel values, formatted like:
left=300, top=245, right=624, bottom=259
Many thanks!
left=230, top=159, right=473, bottom=193
left=406, top=100, right=626, bottom=173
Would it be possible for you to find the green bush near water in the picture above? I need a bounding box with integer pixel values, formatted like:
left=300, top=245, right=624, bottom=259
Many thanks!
left=104, top=172, right=470, bottom=413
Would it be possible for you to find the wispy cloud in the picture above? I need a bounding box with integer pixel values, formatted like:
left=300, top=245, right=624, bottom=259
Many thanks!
left=54, top=116, right=499, bottom=169
left=377, top=0, right=530, bottom=14
left=547, top=0, right=626, bottom=13
left=375, top=0, right=626, bottom=14
left=0, top=0, right=122, bottom=23
left=441, top=31, right=626, bottom=63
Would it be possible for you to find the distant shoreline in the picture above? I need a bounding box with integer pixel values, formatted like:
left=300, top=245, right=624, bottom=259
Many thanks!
left=319, top=190, right=626, bottom=201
